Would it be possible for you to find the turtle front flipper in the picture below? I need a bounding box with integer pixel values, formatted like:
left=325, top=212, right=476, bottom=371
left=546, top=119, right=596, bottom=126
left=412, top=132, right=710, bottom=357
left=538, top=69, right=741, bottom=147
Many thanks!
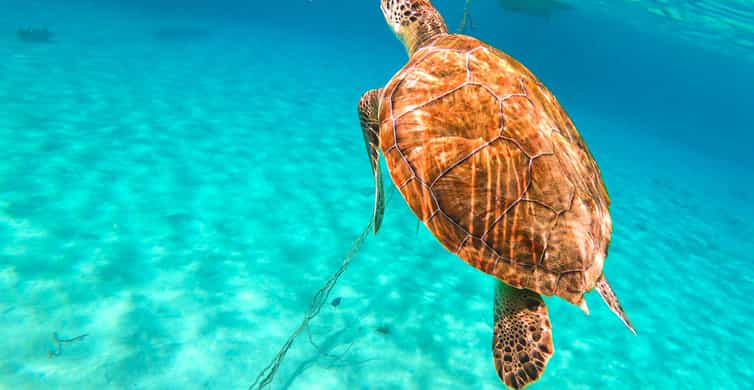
left=493, top=281, right=554, bottom=389
left=358, top=88, right=385, bottom=234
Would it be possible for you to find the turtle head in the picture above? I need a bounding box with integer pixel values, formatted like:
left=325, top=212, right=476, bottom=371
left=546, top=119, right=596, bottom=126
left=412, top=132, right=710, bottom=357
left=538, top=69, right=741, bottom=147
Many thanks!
left=380, top=0, right=448, bottom=56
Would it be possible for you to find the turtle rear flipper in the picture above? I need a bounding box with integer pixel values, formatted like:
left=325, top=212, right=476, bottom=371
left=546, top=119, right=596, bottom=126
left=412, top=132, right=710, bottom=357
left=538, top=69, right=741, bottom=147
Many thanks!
left=358, top=88, right=385, bottom=234
left=595, top=274, right=636, bottom=334
left=493, top=282, right=553, bottom=389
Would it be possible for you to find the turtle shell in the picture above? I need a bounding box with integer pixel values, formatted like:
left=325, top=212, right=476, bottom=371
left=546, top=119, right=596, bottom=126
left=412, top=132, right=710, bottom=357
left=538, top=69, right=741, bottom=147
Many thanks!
left=378, top=34, right=611, bottom=304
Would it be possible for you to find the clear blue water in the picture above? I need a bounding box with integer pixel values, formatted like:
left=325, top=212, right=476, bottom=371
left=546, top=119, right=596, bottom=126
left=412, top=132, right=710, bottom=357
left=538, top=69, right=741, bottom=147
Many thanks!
left=1, top=0, right=753, bottom=388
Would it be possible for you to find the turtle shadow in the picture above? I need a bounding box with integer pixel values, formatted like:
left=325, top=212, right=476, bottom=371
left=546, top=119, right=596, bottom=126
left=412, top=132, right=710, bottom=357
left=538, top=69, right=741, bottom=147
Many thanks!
left=103, top=295, right=182, bottom=386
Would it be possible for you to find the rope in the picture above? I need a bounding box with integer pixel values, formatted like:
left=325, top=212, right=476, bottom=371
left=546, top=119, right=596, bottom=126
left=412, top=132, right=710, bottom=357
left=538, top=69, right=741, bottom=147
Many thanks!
left=457, top=0, right=474, bottom=33
left=249, top=191, right=394, bottom=389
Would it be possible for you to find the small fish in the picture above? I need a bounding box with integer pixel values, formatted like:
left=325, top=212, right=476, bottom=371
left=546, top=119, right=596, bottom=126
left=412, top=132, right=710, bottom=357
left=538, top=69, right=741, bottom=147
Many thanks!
left=331, top=297, right=342, bottom=307
left=376, top=325, right=390, bottom=335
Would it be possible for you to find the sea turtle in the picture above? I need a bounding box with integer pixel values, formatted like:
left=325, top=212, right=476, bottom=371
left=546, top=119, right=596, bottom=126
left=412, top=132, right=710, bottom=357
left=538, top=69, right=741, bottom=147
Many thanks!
left=357, top=1, right=635, bottom=388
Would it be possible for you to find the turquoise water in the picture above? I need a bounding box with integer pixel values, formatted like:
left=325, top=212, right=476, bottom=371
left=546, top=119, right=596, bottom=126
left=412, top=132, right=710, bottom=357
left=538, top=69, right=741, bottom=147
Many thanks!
left=1, top=0, right=753, bottom=388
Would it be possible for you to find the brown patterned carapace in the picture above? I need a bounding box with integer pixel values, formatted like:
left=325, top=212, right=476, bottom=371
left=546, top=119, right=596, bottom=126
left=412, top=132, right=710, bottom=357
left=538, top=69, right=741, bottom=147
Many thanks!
left=378, top=34, right=612, bottom=304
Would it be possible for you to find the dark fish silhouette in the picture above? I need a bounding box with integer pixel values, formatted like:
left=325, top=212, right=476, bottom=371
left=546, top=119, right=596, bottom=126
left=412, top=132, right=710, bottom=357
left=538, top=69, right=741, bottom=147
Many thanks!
left=17, top=28, right=53, bottom=43
left=376, top=325, right=390, bottom=335
left=331, top=297, right=342, bottom=307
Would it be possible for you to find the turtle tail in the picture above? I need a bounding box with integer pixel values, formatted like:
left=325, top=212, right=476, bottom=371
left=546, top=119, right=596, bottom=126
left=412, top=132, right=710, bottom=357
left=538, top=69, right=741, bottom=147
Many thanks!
left=595, top=274, right=636, bottom=334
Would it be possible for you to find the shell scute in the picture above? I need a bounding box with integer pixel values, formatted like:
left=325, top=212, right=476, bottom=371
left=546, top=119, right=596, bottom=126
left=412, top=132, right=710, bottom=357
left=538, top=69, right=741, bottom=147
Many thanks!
left=557, top=271, right=586, bottom=298
left=390, top=50, right=468, bottom=119
left=397, top=84, right=501, bottom=144
left=531, top=268, right=559, bottom=296
left=468, top=46, right=530, bottom=98
left=408, top=137, right=477, bottom=185
left=400, top=178, right=436, bottom=222
left=384, top=145, right=414, bottom=187
left=500, top=95, right=554, bottom=158
left=540, top=204, right=595, bottom=273
left=526, top=155, right=575, bottom=215
left=395, top=84, right=501, bottom=183
left=431, top=140, right=530, bottom=237
left=486, top=200, right=557, bottom=268
left=426, top=211, right=468, bottom=252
